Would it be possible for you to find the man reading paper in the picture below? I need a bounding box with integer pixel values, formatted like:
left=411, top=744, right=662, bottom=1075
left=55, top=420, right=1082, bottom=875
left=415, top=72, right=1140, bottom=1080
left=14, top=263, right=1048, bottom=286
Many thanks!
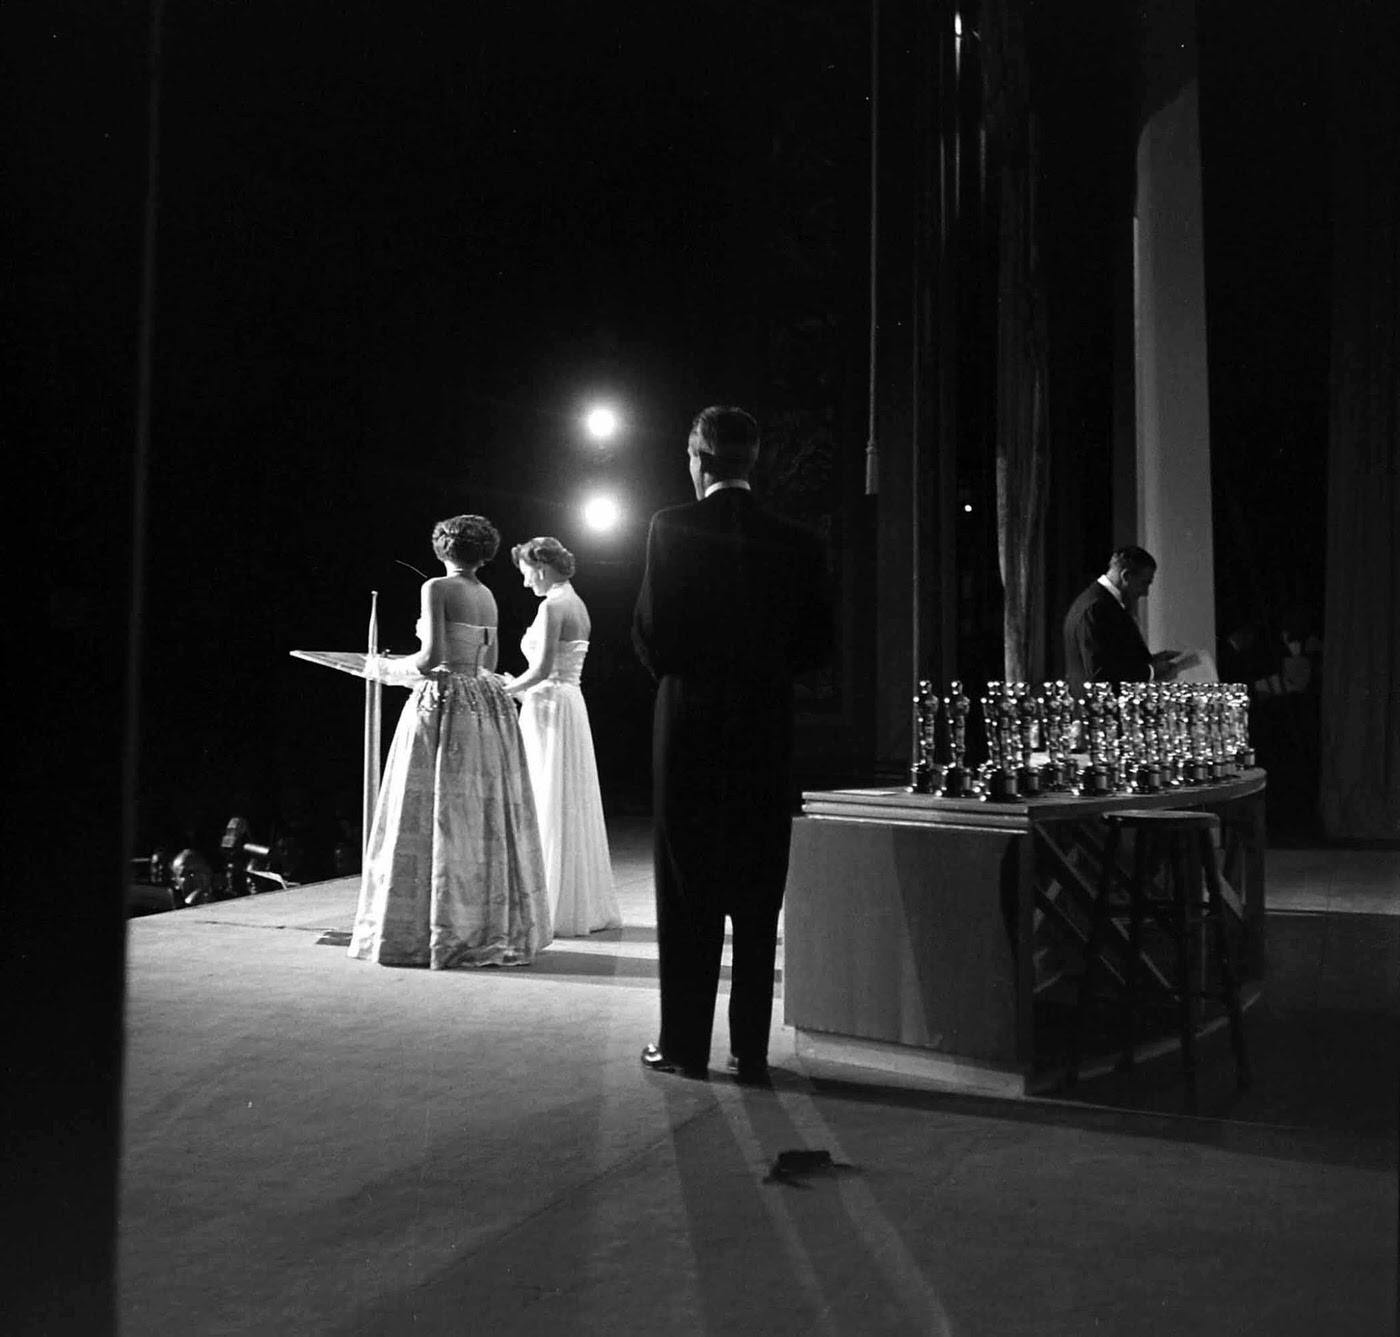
left=1063, top=546, right=1194, bottom=694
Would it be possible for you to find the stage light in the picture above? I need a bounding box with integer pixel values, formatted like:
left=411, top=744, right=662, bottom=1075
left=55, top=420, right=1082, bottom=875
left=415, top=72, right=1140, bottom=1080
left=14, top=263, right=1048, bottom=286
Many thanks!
left=583, top=405, right=619, bottom=441
left=582, top=494, right=622, bottom=533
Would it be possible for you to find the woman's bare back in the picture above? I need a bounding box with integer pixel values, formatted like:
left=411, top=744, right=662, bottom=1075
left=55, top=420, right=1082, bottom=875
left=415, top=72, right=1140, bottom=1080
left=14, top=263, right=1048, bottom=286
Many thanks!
left=433, top=575, right=497, bottom=626
left=551, top=584, right=591, bottom=641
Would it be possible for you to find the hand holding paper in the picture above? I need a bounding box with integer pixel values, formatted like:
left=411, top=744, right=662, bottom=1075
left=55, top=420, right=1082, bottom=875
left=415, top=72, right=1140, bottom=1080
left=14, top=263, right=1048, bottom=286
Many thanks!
left=363, top=653, right=424, bottom=687
left=1152, top=649, right=1204, bottom=681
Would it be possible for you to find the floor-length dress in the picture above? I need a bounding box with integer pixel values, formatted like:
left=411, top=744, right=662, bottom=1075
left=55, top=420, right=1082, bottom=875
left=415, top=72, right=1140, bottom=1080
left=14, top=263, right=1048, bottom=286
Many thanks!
left=349, top=620, right=552, bottom=967
left=517, top=612, right=621, bottom=935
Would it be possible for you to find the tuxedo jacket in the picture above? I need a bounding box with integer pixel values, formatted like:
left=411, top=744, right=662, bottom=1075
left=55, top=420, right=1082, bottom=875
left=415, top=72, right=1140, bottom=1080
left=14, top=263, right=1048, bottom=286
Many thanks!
left=1062, top=580, right=1153, bottom=695
left=633, top=487, right=832, bottom=910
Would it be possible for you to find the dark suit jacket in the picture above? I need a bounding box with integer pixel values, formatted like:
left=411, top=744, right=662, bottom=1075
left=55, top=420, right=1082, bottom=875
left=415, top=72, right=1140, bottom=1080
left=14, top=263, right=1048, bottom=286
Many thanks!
left=1062, top=579, right=1153, bottom=695
left=633, top=487, right=832, bottom=910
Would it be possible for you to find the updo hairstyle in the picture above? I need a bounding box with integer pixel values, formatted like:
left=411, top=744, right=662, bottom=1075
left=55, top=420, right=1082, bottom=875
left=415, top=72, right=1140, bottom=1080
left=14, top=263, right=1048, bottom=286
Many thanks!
left=510, top=535, right=576, bottom=580
left=432, top=514, right=500, bottom=567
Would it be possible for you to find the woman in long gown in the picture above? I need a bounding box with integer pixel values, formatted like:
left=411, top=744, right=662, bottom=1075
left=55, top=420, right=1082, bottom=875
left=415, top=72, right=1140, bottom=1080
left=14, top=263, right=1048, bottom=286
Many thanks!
left=349, top=515, right=552, bottom=968
left=503, top=537, right=621, bottom=936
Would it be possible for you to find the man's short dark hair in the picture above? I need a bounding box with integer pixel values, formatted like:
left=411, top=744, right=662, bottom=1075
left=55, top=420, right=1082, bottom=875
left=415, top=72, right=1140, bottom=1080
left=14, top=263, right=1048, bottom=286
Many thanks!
left=1108, top=545, right=1157, bottom=576
left=689, top=405, right=759, bottom=480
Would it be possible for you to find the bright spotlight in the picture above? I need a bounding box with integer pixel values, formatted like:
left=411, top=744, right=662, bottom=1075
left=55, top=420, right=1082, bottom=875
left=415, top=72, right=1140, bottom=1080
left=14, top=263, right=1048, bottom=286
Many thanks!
left=584, top=406, right=619, bottom=440
left=582, top=494, right=622, bottom=533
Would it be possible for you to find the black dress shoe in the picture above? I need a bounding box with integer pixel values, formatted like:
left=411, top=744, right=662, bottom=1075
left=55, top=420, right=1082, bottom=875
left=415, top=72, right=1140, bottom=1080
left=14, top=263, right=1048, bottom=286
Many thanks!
left=640, top=1044, right=707, bottom=1079
left=727, top=1054, right=771, bottom=1085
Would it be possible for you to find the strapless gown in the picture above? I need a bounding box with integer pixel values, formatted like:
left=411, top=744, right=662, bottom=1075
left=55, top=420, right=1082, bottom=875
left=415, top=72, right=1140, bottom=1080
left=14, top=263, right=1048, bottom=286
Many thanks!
left=517, top=621, right=621, bottom=935
left=349, top=620, right=552, bottom=967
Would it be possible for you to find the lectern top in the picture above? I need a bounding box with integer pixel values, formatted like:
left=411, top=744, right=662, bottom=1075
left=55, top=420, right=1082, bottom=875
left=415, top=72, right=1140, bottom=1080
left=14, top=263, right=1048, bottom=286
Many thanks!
left=290, top=650, right=369, bottom=678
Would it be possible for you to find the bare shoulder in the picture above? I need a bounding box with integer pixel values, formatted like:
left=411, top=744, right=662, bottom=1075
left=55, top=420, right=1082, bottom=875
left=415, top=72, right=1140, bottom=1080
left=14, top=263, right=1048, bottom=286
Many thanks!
left=561, top=587, right=591, bottom=638
left=468, top=582, right=499, bottom=625
left=433, top=576, right=498, bottom=625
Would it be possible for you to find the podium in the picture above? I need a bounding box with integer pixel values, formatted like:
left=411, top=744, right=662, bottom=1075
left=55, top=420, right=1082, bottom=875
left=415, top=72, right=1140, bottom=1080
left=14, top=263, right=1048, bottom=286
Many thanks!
left=290, top=593, right=392, bottom=858
left=289, top=650, right=373, bottom=679
left=289, top=649, right=381, bottom=858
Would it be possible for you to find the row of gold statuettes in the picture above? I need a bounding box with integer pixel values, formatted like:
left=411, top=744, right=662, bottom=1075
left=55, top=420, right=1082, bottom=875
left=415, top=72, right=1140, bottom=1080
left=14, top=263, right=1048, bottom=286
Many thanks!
left=910, top=679, right=1257, bottom=801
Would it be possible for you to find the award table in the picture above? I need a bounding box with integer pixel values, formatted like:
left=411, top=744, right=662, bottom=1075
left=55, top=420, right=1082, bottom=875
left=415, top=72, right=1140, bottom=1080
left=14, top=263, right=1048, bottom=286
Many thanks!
left=782, top=770, right=1266, bottom=1097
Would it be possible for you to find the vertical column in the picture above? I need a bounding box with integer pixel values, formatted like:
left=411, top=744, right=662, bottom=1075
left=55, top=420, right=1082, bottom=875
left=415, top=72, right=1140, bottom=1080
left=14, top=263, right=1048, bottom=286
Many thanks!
left=1131, top=9, right=1217, bottom=664
left=870, top=0, right=969, bottom=778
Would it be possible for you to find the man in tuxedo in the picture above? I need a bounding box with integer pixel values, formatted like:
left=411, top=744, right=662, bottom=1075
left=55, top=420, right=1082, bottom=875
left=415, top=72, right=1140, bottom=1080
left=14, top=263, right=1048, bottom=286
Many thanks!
left=632, top=406, right=832, bottom=1083
left=1063, top=545, right=1180, bottom=694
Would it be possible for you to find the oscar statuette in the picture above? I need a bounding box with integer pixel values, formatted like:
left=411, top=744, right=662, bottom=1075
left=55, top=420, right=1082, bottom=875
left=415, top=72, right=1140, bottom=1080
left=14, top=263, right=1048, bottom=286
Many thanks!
left=1014, top=684, right=1042, bottom=797
left=1078, top=685, right=1112, bottom=796
left=941, top=680, right=972, bottom=797
left=984, top=682, right=1020, bottom=803
left=908, top=679, right=943, bottom=794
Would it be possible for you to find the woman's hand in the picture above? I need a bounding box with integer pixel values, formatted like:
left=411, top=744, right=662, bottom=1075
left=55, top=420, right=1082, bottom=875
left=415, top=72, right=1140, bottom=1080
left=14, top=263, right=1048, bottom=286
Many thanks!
left=364, top=653, right=426, bottom=687
left=504, top=601, right=562, bottom=696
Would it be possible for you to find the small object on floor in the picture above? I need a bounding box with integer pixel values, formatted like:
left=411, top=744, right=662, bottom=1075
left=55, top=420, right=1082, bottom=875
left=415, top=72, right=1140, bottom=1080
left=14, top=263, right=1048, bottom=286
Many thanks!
left=640, top=1044, right=708, bottom=1080
left=316, top=930, right=354, bottom=947
left=763, top=1149, right=859, bottom=1187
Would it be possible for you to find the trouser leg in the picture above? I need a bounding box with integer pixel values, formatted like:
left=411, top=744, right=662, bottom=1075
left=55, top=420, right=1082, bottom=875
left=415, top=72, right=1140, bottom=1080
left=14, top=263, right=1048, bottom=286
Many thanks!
left=655, top=862, right=726, bottom=1067
left=727, top=901, right=782, bottom=1065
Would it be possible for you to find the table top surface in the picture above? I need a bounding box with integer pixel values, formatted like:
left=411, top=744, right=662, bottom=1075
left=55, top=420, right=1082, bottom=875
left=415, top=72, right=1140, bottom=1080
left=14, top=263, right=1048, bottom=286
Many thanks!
left=801, top=769, right=1266, bottom=829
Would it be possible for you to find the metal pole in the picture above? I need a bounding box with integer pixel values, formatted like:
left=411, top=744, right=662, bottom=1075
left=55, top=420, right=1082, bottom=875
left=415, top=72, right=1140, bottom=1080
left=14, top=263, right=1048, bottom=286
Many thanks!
left=126, top=0, right=166, bottom=885
left=865, top=0, right=881, bottom=496
left=362, top=590, right=381, bottom=858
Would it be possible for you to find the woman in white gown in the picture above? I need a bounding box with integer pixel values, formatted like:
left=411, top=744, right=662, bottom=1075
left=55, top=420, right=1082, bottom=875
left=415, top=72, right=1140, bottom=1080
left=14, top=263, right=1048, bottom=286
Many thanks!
left=503, top=537, right=621, bottom=935
left=349, top=515, right=552, bottom=968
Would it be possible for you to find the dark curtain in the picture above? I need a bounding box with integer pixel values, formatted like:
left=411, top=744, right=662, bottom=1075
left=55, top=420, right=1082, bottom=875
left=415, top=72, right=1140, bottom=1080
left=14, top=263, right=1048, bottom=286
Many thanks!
left=1319, top=4, right=1400, bottom=839
left=983, top=0, right=1050, bottom=684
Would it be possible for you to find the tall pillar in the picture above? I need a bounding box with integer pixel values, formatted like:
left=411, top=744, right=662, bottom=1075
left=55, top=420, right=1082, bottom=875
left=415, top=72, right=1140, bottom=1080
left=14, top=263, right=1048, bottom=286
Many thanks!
left=1131, top=13, right=1217, bottom=664
left=868, top=0, right=961, bottom=778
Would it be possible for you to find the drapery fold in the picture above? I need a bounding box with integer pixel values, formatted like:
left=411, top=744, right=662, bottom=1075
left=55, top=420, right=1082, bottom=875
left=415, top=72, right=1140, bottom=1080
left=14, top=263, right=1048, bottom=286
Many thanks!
left=1319, top=6, right=1400, bottom=839
left=983, top=0, right=1050, bottom=685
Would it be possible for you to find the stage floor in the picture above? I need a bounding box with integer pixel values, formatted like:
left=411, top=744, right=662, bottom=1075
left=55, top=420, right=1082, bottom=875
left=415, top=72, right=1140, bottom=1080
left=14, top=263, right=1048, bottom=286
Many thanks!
left=119, top=820, right=1398, bottom=1336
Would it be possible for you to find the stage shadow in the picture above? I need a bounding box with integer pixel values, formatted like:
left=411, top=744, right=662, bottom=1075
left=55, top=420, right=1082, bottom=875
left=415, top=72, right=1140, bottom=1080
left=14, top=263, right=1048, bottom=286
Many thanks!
left=806, top=1069, right=1395, bottom=1171
left=524, top=948, right=785, bottom=991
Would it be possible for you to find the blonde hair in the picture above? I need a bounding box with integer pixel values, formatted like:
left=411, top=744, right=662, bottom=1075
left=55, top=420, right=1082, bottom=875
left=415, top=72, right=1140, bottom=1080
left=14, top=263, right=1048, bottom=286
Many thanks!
left=511, top=536, right=575, bottom=579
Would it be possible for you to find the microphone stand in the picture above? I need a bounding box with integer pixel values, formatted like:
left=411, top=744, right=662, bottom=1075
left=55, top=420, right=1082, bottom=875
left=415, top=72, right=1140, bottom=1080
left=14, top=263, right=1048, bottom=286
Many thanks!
left=362, top=591, right=381, bottom=859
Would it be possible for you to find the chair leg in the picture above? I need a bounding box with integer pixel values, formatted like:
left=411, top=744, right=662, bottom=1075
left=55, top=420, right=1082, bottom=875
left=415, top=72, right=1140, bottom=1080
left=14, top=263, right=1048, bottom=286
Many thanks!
left=1119, top=829, right=1149, bottom=1073
left=1201, top=829, right=1251, bottom=1089
left=1067, top=821, right=1121, bottom=1088
left=1173, top=839, right=1199, bottom=1113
